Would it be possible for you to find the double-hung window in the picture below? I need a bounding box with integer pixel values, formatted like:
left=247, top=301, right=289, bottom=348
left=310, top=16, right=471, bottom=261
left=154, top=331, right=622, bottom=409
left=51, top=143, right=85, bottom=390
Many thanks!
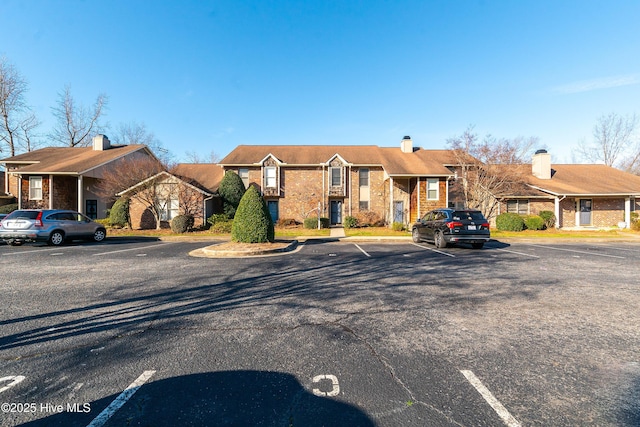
left=330, top=167, right=342, bottom=187
left=29, top=176, right=43, bottom=200
left=265, top=167, right=277, bottom=188
left=426, top=178, right=439, bottom=200
left=507, top=200, right=529, bottom=215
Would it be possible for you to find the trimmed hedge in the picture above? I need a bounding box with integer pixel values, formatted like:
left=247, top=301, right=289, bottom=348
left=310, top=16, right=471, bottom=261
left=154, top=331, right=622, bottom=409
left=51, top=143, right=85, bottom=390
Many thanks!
left=496, top=212, right=525, bottom=231
left=343, top=216, right=358, bottom=228
left=218, top=171, right=246, bottom=219
left=170, top=214, right=194, bottom=233
left=524, top=215, right=545, bottom=230
left=539, top=210, right=556, bottom=229
left=304, top=217, right=330, bottom=229
left=0, top=203, right=17, bottom=214
left=109, top=197, right=130, bottom=228
left=231, top=185, right=274, bottom=243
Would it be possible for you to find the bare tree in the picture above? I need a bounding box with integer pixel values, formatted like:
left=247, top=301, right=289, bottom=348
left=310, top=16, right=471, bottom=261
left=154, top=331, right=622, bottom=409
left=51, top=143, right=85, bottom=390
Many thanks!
left=19, top=113, right=42, bottom=152
left=95, top=155, right=165, bottom=204
left=577, top=113, right=638, bottom=168
left=51, top=85, right=108, bottom=147
left=447, top=126, right=539, bottom=220
left=0, top=57, right=37, bottom=156
left=110, top=121, right=173, bottom=165
left=183, top=149, right=220, bottom=164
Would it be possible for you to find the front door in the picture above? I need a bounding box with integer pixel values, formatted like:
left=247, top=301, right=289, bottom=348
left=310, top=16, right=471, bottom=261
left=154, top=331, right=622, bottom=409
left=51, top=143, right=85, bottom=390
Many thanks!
left=330, top=200, right=342, bottom=225
left=267, top=200, right=279, bottom=223
left=393, top=201, right=404, bottom=224
left=579, top=199, right=592, bottom=225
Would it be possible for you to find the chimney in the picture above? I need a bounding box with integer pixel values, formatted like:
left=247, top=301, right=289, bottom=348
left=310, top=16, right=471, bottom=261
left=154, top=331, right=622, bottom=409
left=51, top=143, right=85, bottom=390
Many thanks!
left=401, top=135, right=413, bottom=153
left=93, top=134, right=111, bottom=151
left=532, top=149, right=551, bottom=179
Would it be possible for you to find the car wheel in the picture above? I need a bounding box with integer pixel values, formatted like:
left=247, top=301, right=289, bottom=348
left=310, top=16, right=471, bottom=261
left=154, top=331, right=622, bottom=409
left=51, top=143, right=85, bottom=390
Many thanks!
left=472, top=242, right=484, bottom=249
left=434, top=231, right=447, bottom=249
left=48, top=230, right=65, bottom=246
left=412, top=228, right=421, bottom=243
left=9, top=241, right=23, bottom=246
left=93, top=228, right=106, bottom=242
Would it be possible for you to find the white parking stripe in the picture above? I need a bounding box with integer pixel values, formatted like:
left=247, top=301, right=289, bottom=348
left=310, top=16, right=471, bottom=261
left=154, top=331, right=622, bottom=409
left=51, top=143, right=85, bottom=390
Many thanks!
left=91, top=242, right=178, bottom=256
left=353, top=244, right=371, bottom=257
left=461, top=370, right=521, bottom=427
left=411, top=242, right=456, bottom=257
left=528, top=244, right=625, bottom=259
left=497, top=248, right=540, bottom=258
left=86, top=370, right=156, bottom=427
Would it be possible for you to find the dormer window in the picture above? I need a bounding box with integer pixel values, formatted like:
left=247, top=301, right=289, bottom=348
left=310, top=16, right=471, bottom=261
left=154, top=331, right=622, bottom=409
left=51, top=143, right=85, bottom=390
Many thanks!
left=330, top=167, right=342, bottom=187
left=265, top=166, right=277, bottom=188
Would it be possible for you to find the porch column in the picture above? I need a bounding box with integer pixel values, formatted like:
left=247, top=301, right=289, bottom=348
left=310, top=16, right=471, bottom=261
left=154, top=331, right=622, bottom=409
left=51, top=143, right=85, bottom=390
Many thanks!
left=77, top=175, right=84, bottom=214
left=389, top=177, right=394, bottom=227
left=554, top=197, right=561, bottom=228
left=625, top=197, right=631, bottom=228
left=17, top=174, right=22, bottom=209
left=49, top=174, right=54, bottom=209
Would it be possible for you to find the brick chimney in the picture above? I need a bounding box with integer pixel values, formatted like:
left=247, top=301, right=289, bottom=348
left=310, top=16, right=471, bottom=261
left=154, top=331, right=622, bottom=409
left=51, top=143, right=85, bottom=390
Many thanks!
left=93, top=134, right=111, bottom=151
left=532, top=149, right=551, bottom=179
left=401, top=136, right=413, bottom=153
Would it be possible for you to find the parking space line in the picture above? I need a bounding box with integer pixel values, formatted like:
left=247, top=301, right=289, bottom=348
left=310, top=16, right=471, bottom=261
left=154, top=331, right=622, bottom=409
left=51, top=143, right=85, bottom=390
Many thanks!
left=528, top=244, right=625, bottom=259
left=1, top=247, right=70, bottom=256
left=461, top=370, right=521, bottom=427
left=86, top=370, right=156, bottom=427
left=497, top=248, right=540, bottom=258
left=353, top=244, right=371, bottom=257
left=411, top=242, right=456, bottom=257
left=91, top=242, right=177, bottom=256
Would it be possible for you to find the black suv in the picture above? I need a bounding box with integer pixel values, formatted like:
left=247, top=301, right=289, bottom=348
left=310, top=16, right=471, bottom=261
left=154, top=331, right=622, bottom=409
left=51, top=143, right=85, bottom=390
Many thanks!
left=412, top=208, right=490, bottom=249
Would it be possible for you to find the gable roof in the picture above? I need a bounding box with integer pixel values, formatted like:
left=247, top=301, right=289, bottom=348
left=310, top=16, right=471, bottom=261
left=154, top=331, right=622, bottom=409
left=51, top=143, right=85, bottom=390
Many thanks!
left=220, top=145, right=455, bottom=176
left=527, top=164, right=640, bottom=196
left=171, top=163, right=224, bottom=193
left=1, top=145, right=152, bottom=175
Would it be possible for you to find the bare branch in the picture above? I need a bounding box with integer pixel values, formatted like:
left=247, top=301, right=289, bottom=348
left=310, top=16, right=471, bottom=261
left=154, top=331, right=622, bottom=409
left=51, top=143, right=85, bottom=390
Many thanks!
left=51, top=85, right=108, bottom=147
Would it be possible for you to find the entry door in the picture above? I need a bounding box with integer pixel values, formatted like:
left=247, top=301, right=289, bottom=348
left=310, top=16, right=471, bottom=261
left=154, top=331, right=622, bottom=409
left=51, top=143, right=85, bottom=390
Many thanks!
left=579, top=199, right=592, bottom=225
left=267, top=200, right=279, bottom=223
left=330, top=200, right=342, bottom=225
left=393, top=201, right=404, bottom=223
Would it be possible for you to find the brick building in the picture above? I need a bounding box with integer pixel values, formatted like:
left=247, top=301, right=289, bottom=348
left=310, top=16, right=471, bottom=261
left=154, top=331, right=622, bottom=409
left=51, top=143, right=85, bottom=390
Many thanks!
left=219, top=137, right=458, bottom=226
left=0, top=135, right=158, bottom=219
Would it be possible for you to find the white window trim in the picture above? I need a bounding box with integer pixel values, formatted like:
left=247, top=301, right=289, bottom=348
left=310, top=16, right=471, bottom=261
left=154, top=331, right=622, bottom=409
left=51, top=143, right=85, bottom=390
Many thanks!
left=426, top=178, right=439, bottom=200
left=265, top=166, right=277, bottom=188
left=330, top=167, right=342, bottom=187
left=29, top=176, right=43, bottom=200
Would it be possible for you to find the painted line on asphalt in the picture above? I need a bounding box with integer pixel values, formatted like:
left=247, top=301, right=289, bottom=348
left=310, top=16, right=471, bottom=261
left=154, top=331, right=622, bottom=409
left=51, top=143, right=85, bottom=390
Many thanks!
left=86, top=370, right=156, bottom=427
left=497, top=248, right=540, bottom=258
left=411, top=242, right=456, bottom=257
left=353, top=244, right=371, bottom=257
left=0, top=376, right=25, bottom=394
left=92, top=242, right=178, bottom=256
left=1, top=247, right=70, bottom=256
left=461, top=370, right=521, bottom=427
left=527, top=244, right=625, bottom=259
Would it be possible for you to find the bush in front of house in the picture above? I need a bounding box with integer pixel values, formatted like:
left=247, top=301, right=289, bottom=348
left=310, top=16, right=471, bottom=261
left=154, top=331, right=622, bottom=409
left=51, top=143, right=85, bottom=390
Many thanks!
left=277, top=218, right=299, bottom=227
left=539, top=210, right=556, bottom=229
left=210, top=220, right=233, bottom=234
left=392, top=221, right=405, bottom=231
left=207, top=213, right=229, bottom=226
left=355, top=210, right=385, bottom=227
left=218, top=171, right=246, bottom=219
left=303, top=217, right=330, bottom=229
left=631, top=212, right=640, bottom=231
left=524, top=215, right=545, bottom=230
left=109, top=197, right=130, bottom=228
left=343, top=216, right=358, bottom=228
left=496, top=212, right=525, bottom=231
left=231, top=185, right=274, bottom=243
left=0, top=203, right=18, bottom=214
left=170, top=214, right=194, bottom=233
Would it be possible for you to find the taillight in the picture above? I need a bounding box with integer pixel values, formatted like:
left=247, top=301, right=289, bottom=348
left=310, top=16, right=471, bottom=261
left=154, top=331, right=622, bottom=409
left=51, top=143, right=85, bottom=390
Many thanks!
left=447, top=221, right=463, bottom=229
left=35, top=212, right=43, bottom=228
left=482, top=222, right=490, bottom=228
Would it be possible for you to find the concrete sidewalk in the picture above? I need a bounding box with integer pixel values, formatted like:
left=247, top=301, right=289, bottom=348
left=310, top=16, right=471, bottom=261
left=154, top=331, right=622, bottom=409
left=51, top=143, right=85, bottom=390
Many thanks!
left=329, top=227, right=346, bottom=238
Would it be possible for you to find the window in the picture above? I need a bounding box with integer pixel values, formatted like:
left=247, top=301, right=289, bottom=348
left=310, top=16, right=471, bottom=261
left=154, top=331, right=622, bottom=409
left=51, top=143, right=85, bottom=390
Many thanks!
left=330, top=167, right=342, bottom=187
left=29, top=176, right=42, bottom=200
left=359, top=169, right=369, bottom=187
left=265, top=167, right=277, bottom=188
left=239, top=169, right=249, bottom=188
left=160, top=198, right=179, bottom=221
left=427, top=178, right=439, bottom=200
left=507, top=200, right=528, bottom=215
left=359, top=201, right=369, bottom=210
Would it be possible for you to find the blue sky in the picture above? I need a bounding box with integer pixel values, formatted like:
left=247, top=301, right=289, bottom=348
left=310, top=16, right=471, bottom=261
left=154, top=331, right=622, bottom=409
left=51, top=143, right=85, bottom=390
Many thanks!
left=2, top=0, right=640, bottom=163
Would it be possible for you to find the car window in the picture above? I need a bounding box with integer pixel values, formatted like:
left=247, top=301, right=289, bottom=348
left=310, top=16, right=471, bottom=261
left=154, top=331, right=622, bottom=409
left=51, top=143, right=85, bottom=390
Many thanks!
left=422, top=212, right=433, bottom=221
left=5, top=210, right=40, bottom=220
left=453, top=211, right=486, bottom=221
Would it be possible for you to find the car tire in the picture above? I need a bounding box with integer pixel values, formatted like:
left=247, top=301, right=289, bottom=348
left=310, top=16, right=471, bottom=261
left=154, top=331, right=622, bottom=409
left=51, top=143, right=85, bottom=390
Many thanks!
left=412, top=228, right=421, bottom=243
left=471, top=242, right=484, bottom=249
left=434, top=231, right=447, bottom=249
left=48, top=230, right=65, bottom=246
left=9, top=241, right=23, bottom=246
left=93, top=228, right=106, bottom=242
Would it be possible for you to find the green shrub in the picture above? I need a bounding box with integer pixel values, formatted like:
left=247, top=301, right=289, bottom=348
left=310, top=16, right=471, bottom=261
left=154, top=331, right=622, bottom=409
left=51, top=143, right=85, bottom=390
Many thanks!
left=0, top=203, right=18, bottom=214
left=95, top=218, right=111, bottom=226
left=524, top=215, right=545, bottom=230
left=304, top=217, right=330, bottom=229
left=392, top=221, right=405, bottom=231
left=207, top=213, right=229, bottom=226
left=539, top=210, right=556, bottom=229
left=170, top=214, right=194, bottom=233
left=109, top=197, right=130, bottom=228
left=218, top=171, right=246, bottom=219
left=343, top=216, right=358, bottom=228
left=231, top=186, right=274, bottom=243
left=496, top=212, right=525, bottom=231
left=210, top=220, right=233, bottom=234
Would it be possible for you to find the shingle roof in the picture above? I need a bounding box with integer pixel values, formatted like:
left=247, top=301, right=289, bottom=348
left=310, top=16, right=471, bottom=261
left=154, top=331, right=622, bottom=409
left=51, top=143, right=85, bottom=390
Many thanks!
left=220, top=145, right=455, bottom=176
left=527, top=164, right=640, bottom=196
left=172, top=163, right=224, bottom=193
left=1, top=145, right=150, bottom=174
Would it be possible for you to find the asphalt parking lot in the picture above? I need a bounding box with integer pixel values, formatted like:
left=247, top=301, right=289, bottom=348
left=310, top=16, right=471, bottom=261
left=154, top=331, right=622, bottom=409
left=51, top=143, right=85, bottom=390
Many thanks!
left=0, top=237, right=638, bottom=426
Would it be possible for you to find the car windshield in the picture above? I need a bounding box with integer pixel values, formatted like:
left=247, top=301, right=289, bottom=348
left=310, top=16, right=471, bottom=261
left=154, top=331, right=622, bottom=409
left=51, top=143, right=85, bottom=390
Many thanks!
left=5, top=210, right=40, bottom=220
left=452, top=211, right=485, bottom=221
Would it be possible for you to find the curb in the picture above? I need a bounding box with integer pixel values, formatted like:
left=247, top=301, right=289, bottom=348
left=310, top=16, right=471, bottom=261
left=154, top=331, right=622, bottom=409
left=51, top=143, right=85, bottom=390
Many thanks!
left=190, top=240, right=299, bottom=258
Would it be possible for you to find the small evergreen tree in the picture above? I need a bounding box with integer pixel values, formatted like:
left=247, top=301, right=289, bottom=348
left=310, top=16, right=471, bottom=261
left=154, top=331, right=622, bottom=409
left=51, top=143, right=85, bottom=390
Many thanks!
left=231, top=186, right=274, bottom=243
left=218, top=171, right=246, bottom=219
left=109, top=197, right=130, bottom=228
